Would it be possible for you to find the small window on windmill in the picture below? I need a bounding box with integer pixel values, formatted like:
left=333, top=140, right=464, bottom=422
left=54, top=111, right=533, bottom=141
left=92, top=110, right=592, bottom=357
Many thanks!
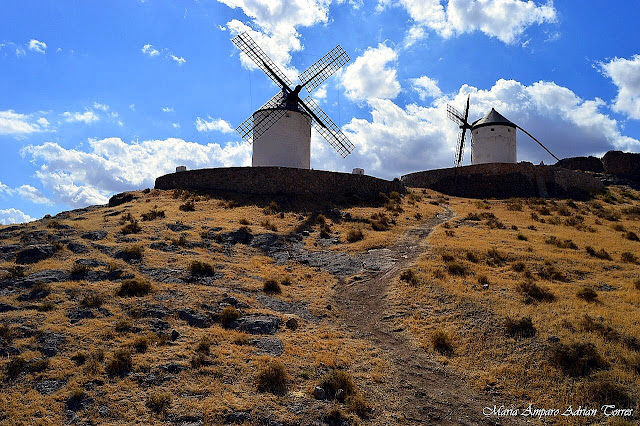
left=507, top=128, right=511, bottom=132
left=491, top=128, right=495, bottom=131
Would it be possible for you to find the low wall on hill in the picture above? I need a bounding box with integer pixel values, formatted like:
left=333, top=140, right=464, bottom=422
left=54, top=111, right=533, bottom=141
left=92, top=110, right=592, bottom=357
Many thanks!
left=154, top=167, right=405, bottom=199
left=555, top=156, right=604, bottom=173
left=401, top=162, right=604, bottom=199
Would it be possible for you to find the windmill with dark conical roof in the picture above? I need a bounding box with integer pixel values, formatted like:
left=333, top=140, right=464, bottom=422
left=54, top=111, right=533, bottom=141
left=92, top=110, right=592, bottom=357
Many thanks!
left=447, top=95, right=559, bottom=166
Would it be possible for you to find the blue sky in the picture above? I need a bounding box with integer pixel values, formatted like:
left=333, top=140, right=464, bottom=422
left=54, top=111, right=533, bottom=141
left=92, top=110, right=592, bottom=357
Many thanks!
left=2, top=0, right=640, bottom=224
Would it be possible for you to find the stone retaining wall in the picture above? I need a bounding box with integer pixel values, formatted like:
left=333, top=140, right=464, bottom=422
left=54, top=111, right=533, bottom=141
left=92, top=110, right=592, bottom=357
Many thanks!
left=401, top=163, right=604, bottom=199
left=154, top=167, right=405, bottom=199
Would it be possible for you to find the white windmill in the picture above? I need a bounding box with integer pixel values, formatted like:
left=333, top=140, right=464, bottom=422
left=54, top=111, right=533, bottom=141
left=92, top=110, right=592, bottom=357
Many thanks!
left=447, top=95, right=559, bottom=166
left=232, top=33, right=355, bottom=169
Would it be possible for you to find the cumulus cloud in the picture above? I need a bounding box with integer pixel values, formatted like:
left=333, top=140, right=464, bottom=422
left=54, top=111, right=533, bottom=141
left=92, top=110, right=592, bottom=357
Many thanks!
left=195, top=117, right=235, bottom=133
left=16, top=185, right=51, bottom=204
left=0, top=110, right=50, bottom=136
left=28, top=39, right=47, bottom=54
left=162, top=107, right=174, bottom=113
left=168, top=53, right=186, bottom=65
left=141, top=44, right=160, bottom=56
left=382, top=0, right=557, bottom=45
left=62, top=111, right=99, bottom=124
left=220, top=0, right=331, bottom=79
left=340, top=43, right=401, bottom=102
left=21, top=138, right=252, bottom=207
left=311, top=78, right=639, bottom=179
left=0, top=208, right=35, bottom=225
left=93, top=102, right=109, bottom=111
left=411, top=76, right=442, bottom=100
left=599, top=54, right=640, bottom=120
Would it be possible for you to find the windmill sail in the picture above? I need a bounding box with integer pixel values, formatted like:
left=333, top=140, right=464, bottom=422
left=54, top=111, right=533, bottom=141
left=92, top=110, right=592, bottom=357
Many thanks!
left=301, top=96, right=355, bottom=158
left=232, top=32, right=293, bottom=90
left=236, top=92, right=287, bottom=142
left=298, top=45, right=350, bottom=93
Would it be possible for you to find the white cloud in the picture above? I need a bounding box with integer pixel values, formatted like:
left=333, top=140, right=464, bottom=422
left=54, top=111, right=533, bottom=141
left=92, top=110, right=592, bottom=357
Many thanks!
left=411, top=76, right=442, bottom=100
left=16, top=185, right=51, bottom=204
left=62, top=111, right=99, bottom=124
left=195, top=117, right=235, bottom=133
left=340, top=43, right=401, bottom=102
left=385, top=0, right=557, bottom=45
left=28, top=39, right=47, bottom=54
left=172, top=123, right=181, bottom=129
left=0, top=208, right=35, bottom=225
left=599, top=54, right=640, bottom=120
left=162, top=107, right=174, bottom=113
left=311, top=78, right=639, bottom=179
left=403, top=25, right=426, bottom=48
left=129, top=104, right=136, bottom=111
left=0, top=181, right=10, bottom=195
left=93, top=102, right=109, bottom=111
left=0, top=110, right=50, bottom=136
left=21, top=138, right=252, bottom=207
left=15, top=48, right=26, bottom=57
left=141, top=44, right=160, bottom=57
left=220, top=0, right=331, bottom=80
left=168, top=53, right=186, bottom=65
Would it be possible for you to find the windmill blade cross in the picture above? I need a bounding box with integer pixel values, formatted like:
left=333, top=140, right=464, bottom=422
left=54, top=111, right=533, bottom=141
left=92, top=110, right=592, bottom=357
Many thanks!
left=298, top=45, right=350, bottom=93
left=455, top=130, right=466, bottom=166
left=232, top=32, right=293, bottom=90
left=300, top=96, right=355, bottom=158
left=236, top=92, right=287, bottom=142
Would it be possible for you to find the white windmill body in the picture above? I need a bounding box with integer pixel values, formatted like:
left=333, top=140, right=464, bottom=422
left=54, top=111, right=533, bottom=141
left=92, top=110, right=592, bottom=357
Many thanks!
left=233, top=32, right=354, bottom=170
left=252, top=108, right=311, bottom=168
left=470, top=108, right=517, bottom=165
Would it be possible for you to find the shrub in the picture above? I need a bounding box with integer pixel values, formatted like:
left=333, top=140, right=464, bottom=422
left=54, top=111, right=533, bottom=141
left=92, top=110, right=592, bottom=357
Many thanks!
left=179, top=200, right=195, bottom=212
left=220, top=306, right=241, bottom=328
left=119, top=212, right=135, bottom=224
left=446, top=261, right=467, bottom=276
left=28, top=358, right=49, bottom=373
left=346, top=228, right=364, bottom=243
left=263, top=278, right=281, bottom=294
left=612, top=223, right=626, bottom=232
left=465, top=251, right=479, bottom=263
left=537, top=262, right=568, bottom=282
left=318, top=369, right=357, bottom=400
left=263, top=201, right=280, bottom=215
left=577, top=287, right=598, bottom=302
left=260, top=219, right=277, bottom=232
left=347, top=393, right=371, bottom=418
left=549, top=342, right=608, bottom=377
left=511, top=261, right=526, bottom=272
left=432, top=330, right=454, bottom=355
left=506, top=199, right=523, bottom=211
left=190, top=353, right=208, bottom=369
left=585, top=246, right=612, bottom=260
left=36, top=302, right=55, bottom=312
left=239, top=218, right=250, bottom=225
left=464, top=212, right=481, bottom=221
left=133, top=335, right=149, bottom=353
left=399, top=269, right=419, bottom=286
left=486, top=248, right=507, bottom=266
left=141, top=209, right=165, bottom=221
left=504, top=317, right=536, bottom=338
left=477, top=275, right=489, bottom=286
left=621, top=251, right=638, bottom=263
left=105, top=349, right=133, bottom=377
left=584, top=378, right=633, bottom=408
left=485, top=217, right=506, bottom=229
left=545, top=236, right=578, bottom=250
left=5, top=356, right=26, bottom=379
left=171, top=235, right=188, bottom=247
left=115, top=318, right=133, bottom=333
left=370, top=212, right=390, bottom=231
left=581, top=314, right=619, bottom=342
left=517, top=281, right=555, bottom=304
left=516, top=233, right=528, bottom=241
left=116, top=245, right=143, bottom=261
left=256, top=360, right=288, bottom=394
left=80, top=292, right=104, bottom=308
left=196, top=336, right=211, bottom=354
left=121, top=220, right=142, bottom=234
left=280, top=276, right=293, bottom=286
left=70, top=263, right=91, bottom=278
left=625, top=231, right=639, bottom=241
left=147, top=392, right=171, bottom=415
left=189, top=260, right=215, bottom=276
left=117, top=278, right=152, bottom=297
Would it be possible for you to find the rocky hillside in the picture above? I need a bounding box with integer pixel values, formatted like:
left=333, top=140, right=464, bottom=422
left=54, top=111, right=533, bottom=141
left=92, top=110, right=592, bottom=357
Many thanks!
left=1, top=186, right=639, bottom=425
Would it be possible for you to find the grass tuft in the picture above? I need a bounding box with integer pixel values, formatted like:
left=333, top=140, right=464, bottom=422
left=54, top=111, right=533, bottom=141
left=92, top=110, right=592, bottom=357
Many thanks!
left=117, top=278, right=152, bottom=297
left=256, top=359, right=288, bottom=394
left=432, top=330, right=454, bottom=355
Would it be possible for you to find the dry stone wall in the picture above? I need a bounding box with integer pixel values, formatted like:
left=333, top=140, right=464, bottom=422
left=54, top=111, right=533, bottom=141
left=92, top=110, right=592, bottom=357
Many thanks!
left=154, top=167, right=405, bottom=199
left=401, top=163, right=604, bottom=200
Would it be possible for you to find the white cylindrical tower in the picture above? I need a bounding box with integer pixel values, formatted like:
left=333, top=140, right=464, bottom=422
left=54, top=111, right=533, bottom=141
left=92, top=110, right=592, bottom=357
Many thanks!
left=470, top=108, right=517, bottom=165
left=252, top=108, right=311, bottom=169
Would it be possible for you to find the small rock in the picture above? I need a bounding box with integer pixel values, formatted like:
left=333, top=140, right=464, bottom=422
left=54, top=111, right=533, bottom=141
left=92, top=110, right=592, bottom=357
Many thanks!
left=548, top=336, right=560, bottom=343
left=251, top=337, right=283, bottom=357
left=313, top=386, right=325, bottom=400
left=326, top=304, right=332, bottom=311
left=149, top=319, right=170, bottom=332
left=81, top=230, right=107, bottom=241
left=285, top=318, right=299, bottom=331
left=74, top=258, right=106, bottom=268
left=160, top=362, right=186, bottom=374
left=228, top=315, right=280, bottom=335
left=35, top=379, right=65, bottom=395
left=482, top=284, right=489, bottom=290
left=178, top=309, right=211, bottom=328
left=19, top=269, right=69, bottom=288
left=98, top=406, right=109, bottom=418
left=15, top=245, right=58, bottom=264
left=167, top=223, right=192, bottom=232
left=170, top=330, right=180, bottom=341
left=37, top=331, right=66, bottom=357
left=335, top=388, right=346, bottom=402
left=225, top=411, right=251, bottom=424
left=67, top=309, right=96, bottom=324
left=0, top=302, right=18, bottom=313
left=214, top=228, right=253, bottom=245
left=301, top=231, right=310, bottom=237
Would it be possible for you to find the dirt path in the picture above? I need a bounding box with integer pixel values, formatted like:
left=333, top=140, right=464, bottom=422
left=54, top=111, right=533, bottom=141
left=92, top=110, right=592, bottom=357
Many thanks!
left=333, top=207, right=517, bottom=425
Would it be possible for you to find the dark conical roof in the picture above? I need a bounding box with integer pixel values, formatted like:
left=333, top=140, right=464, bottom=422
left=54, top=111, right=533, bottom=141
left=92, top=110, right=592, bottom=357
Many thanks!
left=471, top=108, right=516, bottom=129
